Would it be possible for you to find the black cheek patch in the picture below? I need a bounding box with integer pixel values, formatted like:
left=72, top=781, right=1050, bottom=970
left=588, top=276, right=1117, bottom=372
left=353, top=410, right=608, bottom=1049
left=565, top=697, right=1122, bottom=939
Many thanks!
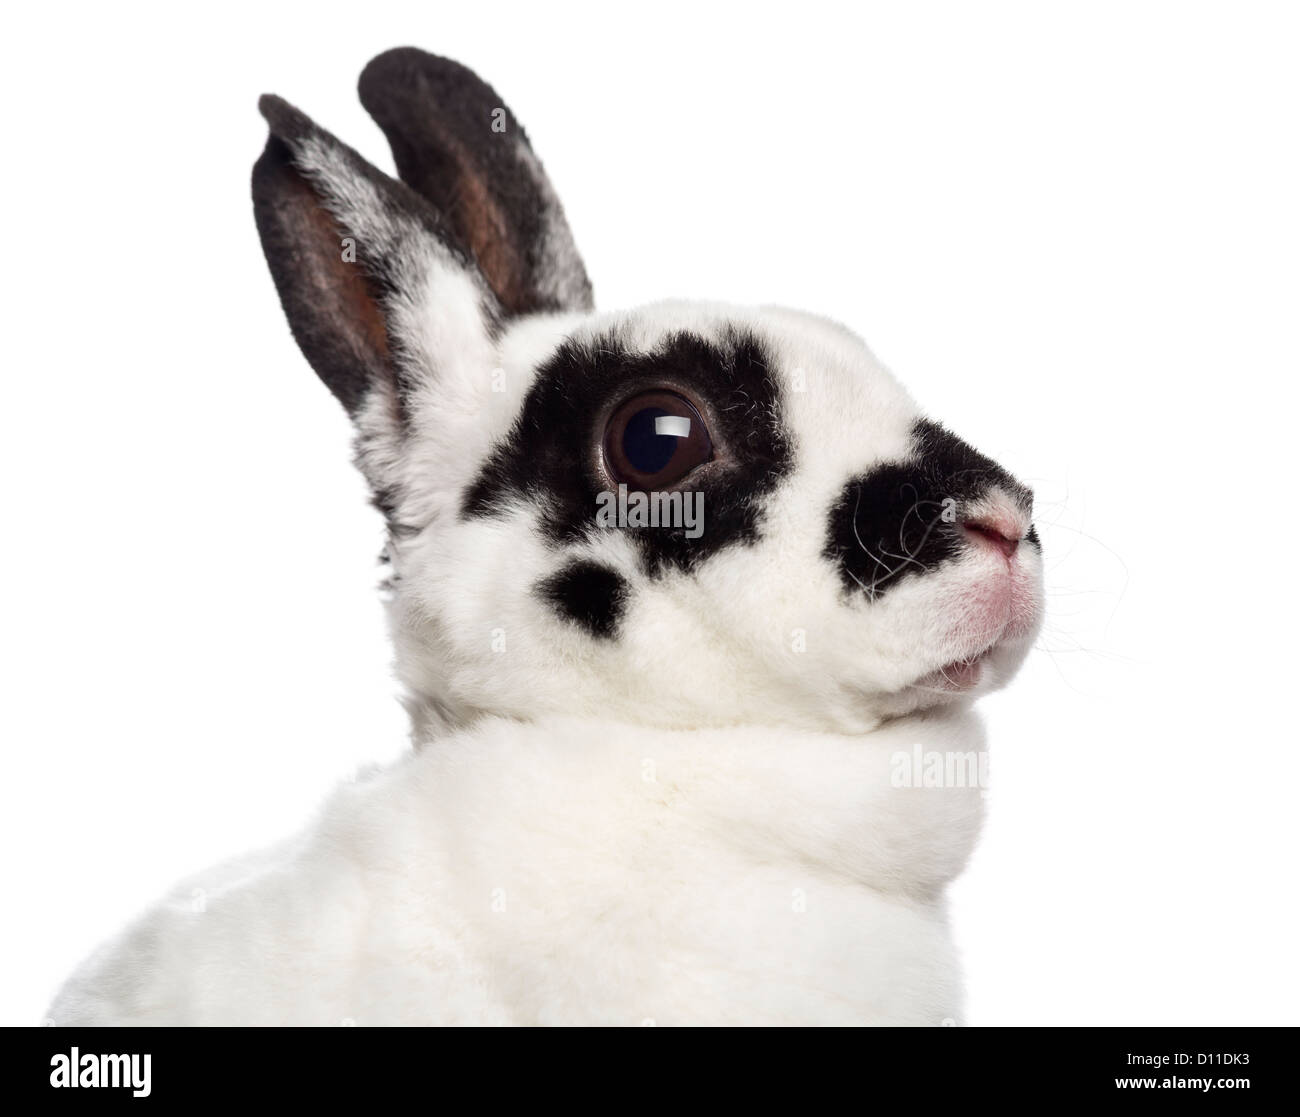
left=536, top=561, right=629, bottom=639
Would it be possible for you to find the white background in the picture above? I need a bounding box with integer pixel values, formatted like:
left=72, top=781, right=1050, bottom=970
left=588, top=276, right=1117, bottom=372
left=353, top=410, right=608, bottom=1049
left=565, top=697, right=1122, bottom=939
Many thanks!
left=3, top=1, right=1297, bottom=1026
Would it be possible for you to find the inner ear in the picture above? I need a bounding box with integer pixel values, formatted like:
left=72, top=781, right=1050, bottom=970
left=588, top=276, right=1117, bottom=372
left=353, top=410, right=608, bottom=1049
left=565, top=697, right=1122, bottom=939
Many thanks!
left=364, top=82, right=538, bottom=314
left=287, top=167, right=392, bottom=367
left=253, top=135, right=392, bottom=415
left=359, top=48, right=593, bottom=317
left=449, top=146, right=528, bottom=313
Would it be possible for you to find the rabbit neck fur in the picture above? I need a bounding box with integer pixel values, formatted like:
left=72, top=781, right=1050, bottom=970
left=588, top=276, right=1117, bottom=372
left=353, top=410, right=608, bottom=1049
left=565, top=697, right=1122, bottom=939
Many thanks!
left=52, top=709, right=984, bottom=1026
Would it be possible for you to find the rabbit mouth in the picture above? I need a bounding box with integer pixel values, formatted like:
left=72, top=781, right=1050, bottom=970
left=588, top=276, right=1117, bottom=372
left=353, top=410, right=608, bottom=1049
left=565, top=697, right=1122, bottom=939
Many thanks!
left=909, top=643, right=999, bottom=695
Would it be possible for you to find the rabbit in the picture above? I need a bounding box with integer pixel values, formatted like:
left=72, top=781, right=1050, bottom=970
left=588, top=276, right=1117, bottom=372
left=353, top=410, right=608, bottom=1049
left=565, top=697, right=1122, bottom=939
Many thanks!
left=48, top=47, right=1043, bottom=1027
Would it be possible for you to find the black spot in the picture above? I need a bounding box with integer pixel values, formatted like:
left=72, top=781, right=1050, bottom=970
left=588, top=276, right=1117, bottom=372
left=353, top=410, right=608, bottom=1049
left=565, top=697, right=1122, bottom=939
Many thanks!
left=825, top=419, right=1033, bottom=600
left=1026, top=524, right=1041, bottom=548
left=462, top=328, right=792, bottom=574
left=536, top=561, right=628, bottom=638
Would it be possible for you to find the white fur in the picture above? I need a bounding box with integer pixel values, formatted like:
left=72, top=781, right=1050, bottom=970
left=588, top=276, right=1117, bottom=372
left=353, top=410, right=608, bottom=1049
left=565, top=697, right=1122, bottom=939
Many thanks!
left=388, top=303, right=1041, bottom=736
left=51, top=711, right=985, bottom=1026
left=50, top=84, right=1044, bottom=1025
left=49, top=297, right=1042, bottom=1026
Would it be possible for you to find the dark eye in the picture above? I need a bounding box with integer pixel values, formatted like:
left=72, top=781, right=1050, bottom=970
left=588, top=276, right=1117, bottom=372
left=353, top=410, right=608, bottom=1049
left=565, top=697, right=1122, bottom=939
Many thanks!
left=602, top=390, right=713, bottom=489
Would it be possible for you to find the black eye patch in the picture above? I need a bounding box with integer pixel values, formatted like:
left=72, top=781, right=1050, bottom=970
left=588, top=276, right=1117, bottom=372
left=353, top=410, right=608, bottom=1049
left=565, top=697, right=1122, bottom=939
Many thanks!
left=462, top=328, right=792, bottom=574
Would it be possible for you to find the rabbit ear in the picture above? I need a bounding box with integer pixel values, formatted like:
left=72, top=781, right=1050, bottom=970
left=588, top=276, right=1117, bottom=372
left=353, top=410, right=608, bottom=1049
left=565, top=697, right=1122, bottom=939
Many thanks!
left=358, top=47, right=593, bottom=317
left=252, top=93, right=495, bottom=416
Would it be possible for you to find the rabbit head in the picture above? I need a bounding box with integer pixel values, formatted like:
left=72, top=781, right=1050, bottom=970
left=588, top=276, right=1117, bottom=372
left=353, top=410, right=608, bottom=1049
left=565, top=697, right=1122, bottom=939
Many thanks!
left=252, top=48, right=1043, bottom=737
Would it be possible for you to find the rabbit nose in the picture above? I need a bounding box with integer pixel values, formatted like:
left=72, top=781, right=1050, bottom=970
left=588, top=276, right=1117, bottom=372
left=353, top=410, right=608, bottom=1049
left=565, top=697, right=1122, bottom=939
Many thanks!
left=964, top=520, right=1020, bottom=558
left=961, top=498, right=1029, bottom=560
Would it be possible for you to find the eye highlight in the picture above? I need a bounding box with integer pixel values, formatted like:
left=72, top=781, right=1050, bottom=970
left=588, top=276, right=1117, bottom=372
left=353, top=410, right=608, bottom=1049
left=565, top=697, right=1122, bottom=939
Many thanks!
left=602, top=390, right=713, bottom=490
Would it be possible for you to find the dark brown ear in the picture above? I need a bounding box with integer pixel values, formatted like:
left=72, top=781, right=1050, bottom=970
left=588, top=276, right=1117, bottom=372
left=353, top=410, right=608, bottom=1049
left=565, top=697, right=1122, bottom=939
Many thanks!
left=251, top=94, right=481, bottom=415
left=358, top=47, right=593, bottom=318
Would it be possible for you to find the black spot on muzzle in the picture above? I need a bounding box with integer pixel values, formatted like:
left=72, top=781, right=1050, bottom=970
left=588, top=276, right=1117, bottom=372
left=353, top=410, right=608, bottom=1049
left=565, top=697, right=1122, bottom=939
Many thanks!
left=825, top=419, right=1033, bottom=600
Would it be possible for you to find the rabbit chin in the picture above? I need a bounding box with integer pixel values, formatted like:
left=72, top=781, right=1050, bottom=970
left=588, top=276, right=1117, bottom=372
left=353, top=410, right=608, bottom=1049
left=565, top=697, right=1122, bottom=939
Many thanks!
left=857, top=554, right=1045, bottom=721
left=870, top=631, right=1038, bottom=720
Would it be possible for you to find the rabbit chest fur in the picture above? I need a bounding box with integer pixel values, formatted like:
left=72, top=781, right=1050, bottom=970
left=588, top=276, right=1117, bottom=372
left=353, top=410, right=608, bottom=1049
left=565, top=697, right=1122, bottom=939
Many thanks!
left=52, top=713, right=985, bottom=1025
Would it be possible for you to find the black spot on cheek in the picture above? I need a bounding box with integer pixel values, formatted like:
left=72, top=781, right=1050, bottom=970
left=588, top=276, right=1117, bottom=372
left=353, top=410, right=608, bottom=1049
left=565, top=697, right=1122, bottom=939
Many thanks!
left=1025, top=524, right=1041, bottom=548
left=536, top=561, right=628, bottom=639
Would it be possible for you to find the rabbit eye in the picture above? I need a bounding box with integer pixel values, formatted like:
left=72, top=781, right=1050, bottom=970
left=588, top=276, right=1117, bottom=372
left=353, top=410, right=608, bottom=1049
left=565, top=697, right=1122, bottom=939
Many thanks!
left=602, top=390, right=713, bottom=489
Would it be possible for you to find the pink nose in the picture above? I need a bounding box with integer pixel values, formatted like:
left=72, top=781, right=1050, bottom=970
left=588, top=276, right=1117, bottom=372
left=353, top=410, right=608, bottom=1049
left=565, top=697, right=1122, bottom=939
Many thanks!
left=963, top=514, right=1023, bottom=559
